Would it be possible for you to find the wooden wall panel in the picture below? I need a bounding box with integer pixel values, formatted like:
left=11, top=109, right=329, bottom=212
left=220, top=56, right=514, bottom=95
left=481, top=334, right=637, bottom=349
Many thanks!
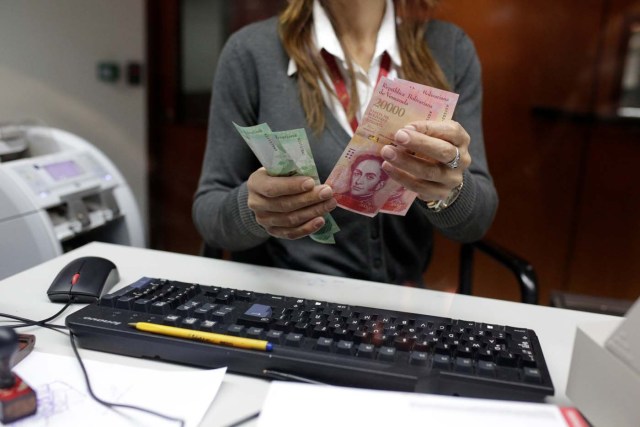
left=154, top=125, right=207, bottom=254
left=428, top=0, right=640, bottom=305
left=567, top=123, right=640, bottom=300
left=426, top=1, right=604, bottom=303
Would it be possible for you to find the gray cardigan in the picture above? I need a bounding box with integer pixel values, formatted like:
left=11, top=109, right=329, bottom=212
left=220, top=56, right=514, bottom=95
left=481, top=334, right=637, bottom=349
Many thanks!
left=193, top=17, right=498, bottom=285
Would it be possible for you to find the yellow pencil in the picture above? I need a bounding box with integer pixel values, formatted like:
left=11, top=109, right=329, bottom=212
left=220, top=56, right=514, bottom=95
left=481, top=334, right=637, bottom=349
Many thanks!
left=129, top=322, right=273, bottom=351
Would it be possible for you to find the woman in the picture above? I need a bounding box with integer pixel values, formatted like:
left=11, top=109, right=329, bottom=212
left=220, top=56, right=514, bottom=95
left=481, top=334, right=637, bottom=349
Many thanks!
left=193, top=0, right=498, bottom=285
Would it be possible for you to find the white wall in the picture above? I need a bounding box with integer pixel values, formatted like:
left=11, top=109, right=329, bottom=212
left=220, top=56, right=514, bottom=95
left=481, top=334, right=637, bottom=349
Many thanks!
left=0, top=0, right=148, bottom=240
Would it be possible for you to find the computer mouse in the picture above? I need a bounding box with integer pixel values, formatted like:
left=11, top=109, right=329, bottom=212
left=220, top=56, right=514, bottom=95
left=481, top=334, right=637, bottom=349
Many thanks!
left=47, top=256, right=119, bottom=303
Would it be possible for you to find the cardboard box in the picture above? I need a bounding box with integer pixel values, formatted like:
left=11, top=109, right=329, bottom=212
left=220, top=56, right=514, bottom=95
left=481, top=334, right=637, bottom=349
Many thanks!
left=566, top=320, right=640, bottom=427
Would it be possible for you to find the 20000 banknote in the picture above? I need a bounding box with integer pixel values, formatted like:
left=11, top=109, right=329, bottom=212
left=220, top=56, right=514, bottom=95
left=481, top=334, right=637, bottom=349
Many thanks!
left=326, top=77, right=459, bottom=216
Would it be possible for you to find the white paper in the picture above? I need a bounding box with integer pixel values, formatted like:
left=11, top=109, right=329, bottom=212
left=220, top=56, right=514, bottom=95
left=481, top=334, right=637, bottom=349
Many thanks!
left=9, top=351, right=226, bottom=427
left=258, top=382, right=584, bottom=427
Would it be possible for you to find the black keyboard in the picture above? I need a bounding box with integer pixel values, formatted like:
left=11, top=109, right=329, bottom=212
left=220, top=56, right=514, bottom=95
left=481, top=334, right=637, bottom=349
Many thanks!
left=65, top=277, right=554, bottom=401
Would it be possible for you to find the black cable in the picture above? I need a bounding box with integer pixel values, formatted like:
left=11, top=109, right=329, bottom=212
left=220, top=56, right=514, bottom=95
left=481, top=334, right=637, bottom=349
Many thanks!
left=1, top=308, right=185, bottom=427
left=68, top=332, right=185, bottom=427
left=262, top=369, right=327, bottom=385
left=224, top=411, right=261, bottom=427
left=0, top=301, right=72, bottom=328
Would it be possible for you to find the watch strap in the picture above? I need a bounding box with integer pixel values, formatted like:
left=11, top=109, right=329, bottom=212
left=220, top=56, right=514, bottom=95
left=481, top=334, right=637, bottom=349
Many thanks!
left=426, top=181, right=464, bottom=212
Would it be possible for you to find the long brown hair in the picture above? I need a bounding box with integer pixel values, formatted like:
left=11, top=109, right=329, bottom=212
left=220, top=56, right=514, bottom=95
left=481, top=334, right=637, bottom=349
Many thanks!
left=278, top=0, right=449, bottom=132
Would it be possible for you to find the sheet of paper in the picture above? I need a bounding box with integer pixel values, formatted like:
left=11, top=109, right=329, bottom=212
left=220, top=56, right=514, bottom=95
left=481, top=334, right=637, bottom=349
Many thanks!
left=10, top=351, right=226, bottom=427
left=257, top=382, right=587, bottom=427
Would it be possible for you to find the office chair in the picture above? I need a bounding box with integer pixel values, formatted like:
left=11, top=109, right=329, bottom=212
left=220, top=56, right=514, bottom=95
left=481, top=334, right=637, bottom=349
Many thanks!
left=459, top=240, right=538, bottom=304
left=202, top=238, right=539, bottom=305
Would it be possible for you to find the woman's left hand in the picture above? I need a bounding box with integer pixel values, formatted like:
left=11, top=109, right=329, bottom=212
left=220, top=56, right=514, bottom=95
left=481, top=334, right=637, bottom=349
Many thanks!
left=380, top=120, right=471, bottom=201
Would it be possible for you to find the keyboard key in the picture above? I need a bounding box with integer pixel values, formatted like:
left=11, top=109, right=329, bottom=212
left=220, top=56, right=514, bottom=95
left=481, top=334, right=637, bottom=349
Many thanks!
left=454, top=357, right=474, bottom=373
left=258, top=294, right=287, bottom=307
left=481, top=323, right=505, bottom=333
left=98, top=293, right=118, bottom=307
left=336, top=340, right=355, bottom=355
left=393, top=335, right=412, bottom=351
left=133, top=298, right=152, bottom=312
left=455, top=345, right=473, bottom=358
left=265, top=330, right=284, bottom=344
left=409, top=351, right=428, bottom=366
left=244, top=304, right=272, bottom=318
left=434, top=342, right=452, bottom=355
left=246, top=327, right=264, bottom=338
left=497, top=351, right=518, bottom=367
left=215, top=291, right=235, bottom=304
left=227, top=324, right=244, bottom=336
left=520, top=353, right=537, bottom=368
left=332, top=328, right=349, bottom=341
left=294, top=321, right=312, bottom=336
left=314, top=337, right=333, bottom=352
left=162, top=314, right=181, bottom=326
left=211, top=306, right=235, bottom=322
left=176, top=301, right=199, bottom=316
left=181, top=317, right=199, bottom=329
left=200, top=320, right=217, bottom=332
left=237, top=314, right=272, bottom=328
left=413, top=339, right=434, bottom=352
left=272, top=319, right=293, bottom=332
left=352, top=330, right=370, bottom=344
left=356, top=343, right=375, bottom=359
left=378, top=346, right=396, bottom=362
left=477, top=361, right=496, bottom=377
left=150, top=301, right=171, bottom=315
left=523, top=367, right=542, bottom=383
left=285, top=333, right=304, bottom=347
left=193, top=303, right=217, bottom=319
left=116, top=296, right=136, bottom=310
left=312, top=324, right=331, bottom=338
left=432, top=354, right=451, bottom=370
left=236, top=290, right=254, bottom=301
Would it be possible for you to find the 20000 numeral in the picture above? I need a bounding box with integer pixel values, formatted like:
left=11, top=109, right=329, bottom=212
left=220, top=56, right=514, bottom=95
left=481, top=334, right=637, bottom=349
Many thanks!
left=374, top=99, right=406, bottom=117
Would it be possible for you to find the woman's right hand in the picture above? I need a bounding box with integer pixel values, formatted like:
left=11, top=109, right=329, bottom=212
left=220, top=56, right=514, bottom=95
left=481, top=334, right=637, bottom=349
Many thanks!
left=247, top=168, right=337, bottom=240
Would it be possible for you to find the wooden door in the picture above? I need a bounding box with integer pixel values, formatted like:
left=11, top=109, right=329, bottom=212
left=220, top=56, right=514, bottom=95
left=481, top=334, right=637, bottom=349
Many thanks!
left=147, top=0, right=285, bottom=255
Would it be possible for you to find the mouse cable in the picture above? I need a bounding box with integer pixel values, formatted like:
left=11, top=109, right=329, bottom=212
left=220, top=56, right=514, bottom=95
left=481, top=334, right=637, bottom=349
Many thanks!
left=0, top=301, right=73, bottom=329
left=69, top=332, right=185, bottom=427
left=224, top=411, right=261, bottom=427
left=0, top=311, right=185, bottom=427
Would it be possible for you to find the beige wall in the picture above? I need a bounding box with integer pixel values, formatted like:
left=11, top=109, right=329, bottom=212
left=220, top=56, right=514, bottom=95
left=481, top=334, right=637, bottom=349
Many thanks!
left=0, top=0, right=147, bottom=239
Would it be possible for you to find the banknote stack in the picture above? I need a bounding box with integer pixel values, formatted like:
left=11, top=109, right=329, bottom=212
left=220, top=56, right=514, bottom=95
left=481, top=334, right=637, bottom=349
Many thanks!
left=233, top=123, right=340, bottom=244
left=325, top=78, right=459, bottom=217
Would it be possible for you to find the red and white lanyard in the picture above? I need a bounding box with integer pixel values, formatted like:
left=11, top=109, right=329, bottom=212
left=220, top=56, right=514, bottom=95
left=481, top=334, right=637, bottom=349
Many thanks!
left=321, top=49, right=391, bottom=133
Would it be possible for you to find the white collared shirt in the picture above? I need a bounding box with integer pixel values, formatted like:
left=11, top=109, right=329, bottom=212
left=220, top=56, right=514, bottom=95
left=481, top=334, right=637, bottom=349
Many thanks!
left=287, top=0, right=401, bottom=136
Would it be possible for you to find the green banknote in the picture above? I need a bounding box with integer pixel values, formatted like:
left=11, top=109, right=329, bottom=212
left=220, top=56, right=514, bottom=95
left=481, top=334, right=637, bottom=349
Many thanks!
left=273, top=129, right=340, bottom=244
left=234, top=123, right=338, bottom=244
left=233, top=123, right=296, bottom=176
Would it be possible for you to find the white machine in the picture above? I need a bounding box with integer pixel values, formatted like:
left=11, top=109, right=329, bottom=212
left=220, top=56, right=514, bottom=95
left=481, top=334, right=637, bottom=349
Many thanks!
left=0, top=125, right=145, bottom=279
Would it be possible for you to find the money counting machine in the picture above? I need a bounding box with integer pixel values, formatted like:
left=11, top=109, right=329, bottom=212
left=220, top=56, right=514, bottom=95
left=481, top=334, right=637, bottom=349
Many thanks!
left=0, top=125, right=144, bottom=279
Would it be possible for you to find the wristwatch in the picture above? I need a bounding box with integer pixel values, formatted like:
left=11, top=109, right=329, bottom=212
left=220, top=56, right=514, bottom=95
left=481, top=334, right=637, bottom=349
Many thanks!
left=426, top=181, right=464, bottom=212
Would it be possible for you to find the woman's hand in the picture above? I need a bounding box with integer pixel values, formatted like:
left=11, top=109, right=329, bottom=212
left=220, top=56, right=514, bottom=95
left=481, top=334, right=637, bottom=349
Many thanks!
left=380, top=120, right=471, bottom=201
left=247, top=168, right=337, bottom=239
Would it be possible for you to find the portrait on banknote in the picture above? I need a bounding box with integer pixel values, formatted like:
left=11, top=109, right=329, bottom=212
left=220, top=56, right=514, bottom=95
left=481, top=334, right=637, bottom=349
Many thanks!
left=333, top=152, right=389, bottom=216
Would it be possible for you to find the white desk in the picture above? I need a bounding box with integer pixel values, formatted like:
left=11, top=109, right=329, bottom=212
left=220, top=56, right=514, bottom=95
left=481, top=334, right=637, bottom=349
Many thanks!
left=0, top=242, right=617, bottom=426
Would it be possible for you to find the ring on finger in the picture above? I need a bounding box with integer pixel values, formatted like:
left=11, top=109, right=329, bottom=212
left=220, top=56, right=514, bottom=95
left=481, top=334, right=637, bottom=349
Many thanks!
left=445, top=146, right=460, bottom=169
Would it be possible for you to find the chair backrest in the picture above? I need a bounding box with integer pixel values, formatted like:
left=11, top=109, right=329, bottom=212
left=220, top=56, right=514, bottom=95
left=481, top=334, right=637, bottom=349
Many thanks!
left=459, top=240, right=538, bottom=304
